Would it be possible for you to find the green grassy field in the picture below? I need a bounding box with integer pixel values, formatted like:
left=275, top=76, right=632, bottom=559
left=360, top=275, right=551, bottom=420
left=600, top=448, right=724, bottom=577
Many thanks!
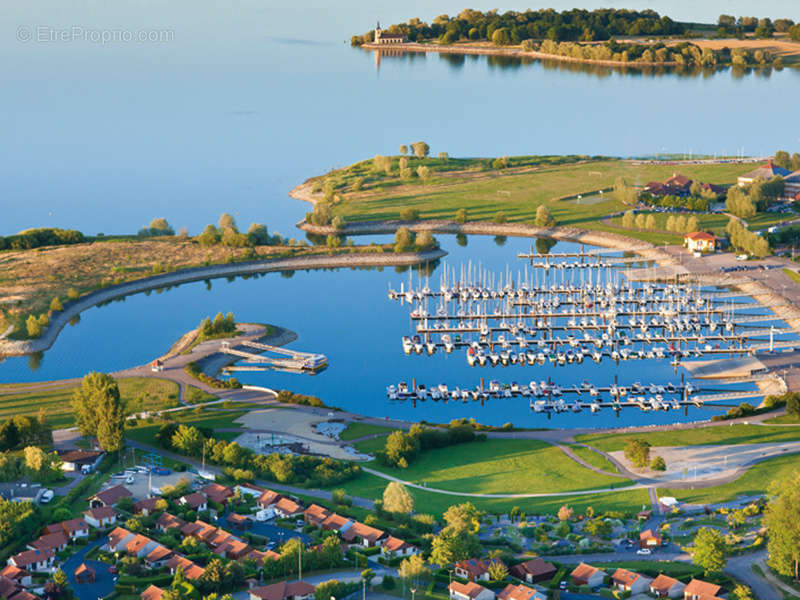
left=325, top=156, right=750, bottom=244
left=339, top=422, right=396, bottom=441
left=363, top=439, right=629, bottom=494
left=568, top=444, right=620, bottom=473
left=576, top=424, right=800, bottom=452
left=354, top=434, right=389, bottom=454
left=125, top=409, right=247, bottom=446
left=782, top=268, right=800, bottom=283
left=339, top=470, right=648, bottom=517
left=0, top=377, right=179, bottom=428
left=658, top=452, right=800, bottom=505
left=764, top=414, right=800, bottom=424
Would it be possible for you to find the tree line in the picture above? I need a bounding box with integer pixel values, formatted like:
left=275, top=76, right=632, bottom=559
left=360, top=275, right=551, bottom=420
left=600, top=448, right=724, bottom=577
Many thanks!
left=726, top=177, right=784, bottom=218
left=352, top=8, right=685, bottom=46
left=716, top=14, right=797, bottom=39
left=726, top=218, right=769, bottom=257
left=379, top=422, right=484, bottom=468
left=0, top=227, right=85, bottom=251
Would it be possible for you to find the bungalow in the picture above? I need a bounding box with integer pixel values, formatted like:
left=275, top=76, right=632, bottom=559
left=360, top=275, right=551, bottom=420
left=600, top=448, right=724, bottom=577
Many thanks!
left=165, top=555, right=205, bottom=580
left=342, top=522, right=387, bottom=548
left=640, top=529, right=663, bottom=548
left=0, top=565, right=31, bottom=587
left=141, top=585, right=165, bottom=600
left=105, top=527, right=135, bottom=553
left=201, top=483, right=234, bottom=505
left=570, top=563, right=604, bottom=588
left=257, top=490, right=282, bottom=510
left=57, top=450, right=104, bottom=473
left=320, top=513, right=353, bottom=533
left=28, top=532, right=69, bottom=553
left=74, top=563, right=96, bottom=584
left=611, top=569, right=652, bottom=595
left=246, top=548, right=280, bottom=563
left=126, top=534, right=158, bottom=558
left=180, top=492, right=208, bottom=512
left=448, top=581, right=495, bottom=600
left=650, top=574, right=686, bottom=599
left=46, top=517, right=90, bottom=540
left=454, top=558, right=505, bottom=583
left=509, top=558, right=556, bottom=584
left=684, top=231, right=716, bottom=253
left=249, top=581, right=316, bottom=600
left=134, top=497, right=161, bottom=516
left=381, top=536, right=418, bottom=558
left=497, top=584, right=545, bottom=600
left=684, top=579, right=722, bottom=600
left=145, top=545, right=175, bottom=569
left=216, top=538, right=252, bottom=561
left=89, top=484, right=132, bottom=508
left=85, top=506, right=117, bottom=529
left=155, top=512, right=185, bottom=532
left=273, top=497, right=304, bottom=519
left=738, top=161, right=791, bottom=187
left=0, top=574, right=32, bottom=600
left=8, top=549, right=55, bottom=572
left=303, top=504, right=331, bottom=527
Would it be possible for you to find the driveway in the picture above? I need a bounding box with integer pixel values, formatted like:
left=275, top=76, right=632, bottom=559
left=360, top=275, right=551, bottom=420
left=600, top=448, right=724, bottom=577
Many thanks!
left=215, top=511, right=310, bottom=546
left=62, top=538, right=116, bottom=600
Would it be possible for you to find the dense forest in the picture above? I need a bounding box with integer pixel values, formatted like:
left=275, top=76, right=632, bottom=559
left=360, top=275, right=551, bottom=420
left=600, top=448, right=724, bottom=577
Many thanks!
left=352, top=8, right=686, bottom=46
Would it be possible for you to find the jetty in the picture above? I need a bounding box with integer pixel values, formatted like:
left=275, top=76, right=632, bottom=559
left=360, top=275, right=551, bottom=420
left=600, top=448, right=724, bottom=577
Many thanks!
left=220, top=340, right=327, bottom=372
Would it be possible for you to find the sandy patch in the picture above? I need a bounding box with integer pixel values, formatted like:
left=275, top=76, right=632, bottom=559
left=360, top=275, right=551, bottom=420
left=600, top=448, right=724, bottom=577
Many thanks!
left=611, top=441, right=800, bottom=482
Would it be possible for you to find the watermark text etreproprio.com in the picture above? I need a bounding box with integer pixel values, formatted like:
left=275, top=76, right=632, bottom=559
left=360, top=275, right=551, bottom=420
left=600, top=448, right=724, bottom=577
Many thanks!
left=17, top=25, right=174, bottom=44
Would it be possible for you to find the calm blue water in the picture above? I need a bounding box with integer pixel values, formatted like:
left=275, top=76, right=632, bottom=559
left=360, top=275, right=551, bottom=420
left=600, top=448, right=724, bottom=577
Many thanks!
left=2, top=0, right=800, bottom=426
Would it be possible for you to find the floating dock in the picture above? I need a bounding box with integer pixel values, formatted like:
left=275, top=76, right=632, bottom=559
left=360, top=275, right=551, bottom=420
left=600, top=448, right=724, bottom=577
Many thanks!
left=220, top=340, right=327, bottom=372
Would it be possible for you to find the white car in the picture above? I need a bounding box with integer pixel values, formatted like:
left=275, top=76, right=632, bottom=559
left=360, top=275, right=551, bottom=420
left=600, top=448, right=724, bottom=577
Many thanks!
left=636, top=548, right=652, bottom=555
left=40, top=489, right=54, bottom=504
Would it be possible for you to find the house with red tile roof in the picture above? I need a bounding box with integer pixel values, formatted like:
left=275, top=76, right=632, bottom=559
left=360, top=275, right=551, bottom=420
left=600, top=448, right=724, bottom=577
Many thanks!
left=257, top=490, right=282, bottom=510
left=165, top=555, right=205, bottom=580
left=84, top=506, right=117, bottom=529
left=342, top=521, right=387, bottom=548
left=105, top=527, right=134, bottom=552
left=684, top=579, right=722, bottom=600
left=8, top=549, right=55, bottom=572
left=684, top=231, right=716, bottom=253
left=44, top=517, right=90, bottom=539
left=126, top=534, right=158, bottom=558
left=448, top=581, right=495, bottom=600
left=89, top=484, right=132, bottom=508
left=738, top=161, right=792, bottom=187
left=0, top=573, right=33, bottom=600
left=611, top=568, right=651, bottom=595
left=650, top=574, right=686, bottom=599
left=28, top=532, right=68, bottom=553
left=380, top=536, right=418, bottom=557
left=509, top=558, right=556, bottom=584
left=75, top=563, right=96, bottom=584
left=0, top=565, right=31, bottom=587
left=145, top=545, right=174, bottom=569
left=134, top=497, right=161, bottom=516
left=497, top=584, right=545, bottom=600
left=141, top=585, right=164, bottom=600
left=320, top=513, right=353, bottom=533
left=570, top=563, right=604, bottom=588
left=303, top=504, right=331, bottom=526
left=273, top=497, right=304, bottom=518
left=201, top=483, right=234, bottom=505
left=155, top=512, right=185, bottom=532
left=249, top=581, right=315, bottom=600
left=640, top=529, right=663, bottom=548
left=215, top=538, right=252, bottom=561
left=179, top=492, right=208, bottom=512
left=454, top=558, right=504, bottom=582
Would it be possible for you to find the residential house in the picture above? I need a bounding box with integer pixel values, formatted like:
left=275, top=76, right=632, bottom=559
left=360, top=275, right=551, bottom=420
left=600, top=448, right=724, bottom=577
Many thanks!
left=448, top=581, right=495, bottom=600
left=57, top=450, right=104, bottom=473
left=179, top=492, right=208, bottom=512
left=0, top=574, right=33, bottom=600
left=249, top=581, right=316, bottom=600
left=8, top=549, right=55, bottom=572
left=320, top=513, right=353, bottom=534
left=155, top=513, right=185, bottom=533
left=650, top=574, right=686, bottom=599
left=257, top=490, right=282, bottom=510
left=509, top=558, right=556, bottom=584
left=0, top=565, right=31, bottom=587
left=783, top=170, right=800, bottom=201
left=215, top=538, right=252, bottom=561
left=105, top=527, right=135, bottom=552
left=74, top=563, right=96, bottom=584
left=684, top=232, right=716, bottom=253
left=640, top=529, right=663, bottom=548
left=227, top=513, right=250, bottom=531
left=145, top=546, right=174, bottom=569
left=126, top=534, right=158, bottom=558
left=342, top=522, right=387, bottom=548
left=141, top=585, right=165, bottom=600
left=636, top=510, right=652, bottom=521
left=201, top=483, right=234, bottom=505
left=165, top=555, right=205, bottom=580
left=44, top=518, right=90, bottom=540
left=235, top=484, right=266, bottom=498
left=611, top=569, right=651, bottom=595
left=246, top=549, right=279, bottom=563
left=497, top=584, right=545, bottom=600
left=738, top=161, right=792, bottom=187
left=89, top=484, right=132, bottom=508
left=454, top=558, right=505, bottom=583
left=28, top=532, right=68, bottom=553
left=381, top=536, right=418, bottom=558
left=684, top=579, right=723, bottom=600
left=570, top=563, right=604, bottom=588
left=134, top=498, right=161, bottom=516
left=303, top=504, right=331, bottom=527
left=84, top=506, right=117, bottom=529
left=273, top=497, right=304, bottom=519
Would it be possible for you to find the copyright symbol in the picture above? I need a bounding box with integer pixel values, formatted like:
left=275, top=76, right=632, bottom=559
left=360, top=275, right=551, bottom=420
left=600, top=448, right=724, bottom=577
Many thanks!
left=17, top=26, right=32, bottom=42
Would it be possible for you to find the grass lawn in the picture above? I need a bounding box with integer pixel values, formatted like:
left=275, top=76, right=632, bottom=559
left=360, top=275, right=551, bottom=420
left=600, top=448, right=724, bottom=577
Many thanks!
left=782, top=268, right=800, bottom=283
left=658, top=452, right=800, bottom=505
left=364, top=439, right=630, bottom=494
left=576, top=424, right=800, bottom=452
left=568, top=444, right=620, bottom=473
left=763, top=414, right=800, bottom=424
left=339, top=422, right=395, bottom=441
left=354, top=434, right=389, bottom=454
left=0, top=377, right=179, bottom=428
left=339, top=471, right=649, bottom=518
left=126, top=409, right=246, bottom=446
left=325, top=156, right=748, bottom=241
left=185, top=385, right=219, bottom=404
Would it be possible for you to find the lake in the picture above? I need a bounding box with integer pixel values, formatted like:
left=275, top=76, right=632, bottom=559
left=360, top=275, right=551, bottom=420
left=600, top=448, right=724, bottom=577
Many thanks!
left=1, top=0, right=799, bottom=427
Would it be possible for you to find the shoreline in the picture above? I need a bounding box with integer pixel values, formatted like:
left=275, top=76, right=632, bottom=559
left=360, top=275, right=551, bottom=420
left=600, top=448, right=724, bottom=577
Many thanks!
left=0, top=249, right=446, bottom=358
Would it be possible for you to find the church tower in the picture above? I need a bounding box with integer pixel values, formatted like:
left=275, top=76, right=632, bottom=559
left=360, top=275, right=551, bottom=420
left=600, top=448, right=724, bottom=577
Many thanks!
left=374, top=21, right=382, bottom=43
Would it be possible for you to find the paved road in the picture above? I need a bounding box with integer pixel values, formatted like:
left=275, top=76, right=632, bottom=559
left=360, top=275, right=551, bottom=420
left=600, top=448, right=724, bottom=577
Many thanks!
left=725, top=551, right=781, bottom=600
left=62, top=538, right=116, bottom=600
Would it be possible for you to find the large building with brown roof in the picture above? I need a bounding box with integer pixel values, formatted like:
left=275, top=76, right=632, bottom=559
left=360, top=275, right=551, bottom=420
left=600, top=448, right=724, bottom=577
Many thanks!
left=509, top=558, right=556, bottom=584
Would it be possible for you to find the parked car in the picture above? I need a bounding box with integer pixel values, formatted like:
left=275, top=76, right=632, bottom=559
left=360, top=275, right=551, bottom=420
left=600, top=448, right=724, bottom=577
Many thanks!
left=559, top=582, right=567, bottom=590
left=637, top=548, right=652, bottom=555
